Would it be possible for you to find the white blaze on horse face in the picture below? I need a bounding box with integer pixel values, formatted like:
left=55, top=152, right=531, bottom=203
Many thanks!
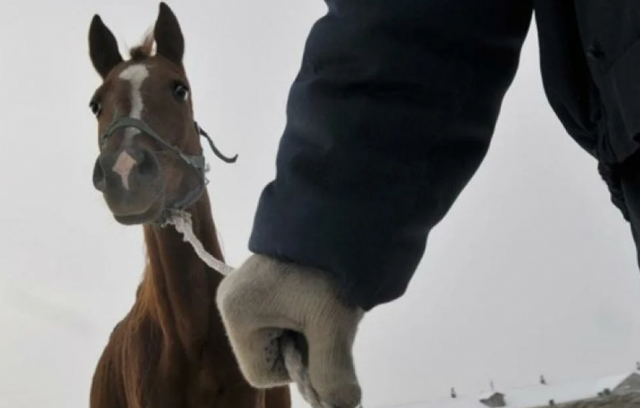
left=118, top=63, right=149, bottom=140
left=112, top=64, right=149, bottom=190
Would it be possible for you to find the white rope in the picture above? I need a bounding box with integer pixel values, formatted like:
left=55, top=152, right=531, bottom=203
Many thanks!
left=168, top=211, right=235, bottom=276
left=165, top=210, right=335, bottom=408
left=281, top=335, right=328, bottom=408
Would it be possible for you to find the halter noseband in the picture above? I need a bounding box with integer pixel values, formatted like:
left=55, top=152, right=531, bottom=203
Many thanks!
left=99, top=116, right=237, bottom=218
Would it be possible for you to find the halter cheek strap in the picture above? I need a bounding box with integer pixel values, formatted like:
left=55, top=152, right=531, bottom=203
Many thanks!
left=99, top=116, right=237, bottom=213
left=196, top=122, right=238, bottom=164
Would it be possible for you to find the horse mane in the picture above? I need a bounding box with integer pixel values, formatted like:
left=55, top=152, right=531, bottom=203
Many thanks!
left=128, top=30, right=155, bottom=61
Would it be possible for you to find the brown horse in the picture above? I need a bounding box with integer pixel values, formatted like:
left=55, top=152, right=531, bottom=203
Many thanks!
left=86, top=3, right=291, bottom=408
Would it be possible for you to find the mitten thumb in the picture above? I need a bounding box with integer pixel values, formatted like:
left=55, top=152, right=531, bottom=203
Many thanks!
left=305, top=303, right=363, bottom=408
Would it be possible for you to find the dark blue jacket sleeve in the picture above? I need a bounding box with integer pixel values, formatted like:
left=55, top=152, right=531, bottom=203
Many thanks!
left=249, top=0, right=533, bottom=311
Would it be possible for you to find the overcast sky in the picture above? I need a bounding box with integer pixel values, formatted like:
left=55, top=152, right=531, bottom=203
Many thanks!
left=1, top=1, right=640, bottom=408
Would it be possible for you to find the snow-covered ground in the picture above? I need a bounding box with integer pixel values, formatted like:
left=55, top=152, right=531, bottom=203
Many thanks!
left=2, top=2, right=640, bottom=408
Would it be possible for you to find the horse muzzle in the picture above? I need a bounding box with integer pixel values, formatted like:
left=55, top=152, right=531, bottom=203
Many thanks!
left=92, top=145, right=165, bottom=220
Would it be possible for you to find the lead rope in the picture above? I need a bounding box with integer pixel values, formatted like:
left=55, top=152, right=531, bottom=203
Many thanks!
left=166, top=210, right=333, bottom=408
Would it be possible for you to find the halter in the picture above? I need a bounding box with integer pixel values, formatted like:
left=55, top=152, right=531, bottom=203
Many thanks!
left=99, top=116, right=237, bottom=219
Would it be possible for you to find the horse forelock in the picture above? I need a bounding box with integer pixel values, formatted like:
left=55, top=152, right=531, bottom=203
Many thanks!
left=128, top=30, right=155, bottom=61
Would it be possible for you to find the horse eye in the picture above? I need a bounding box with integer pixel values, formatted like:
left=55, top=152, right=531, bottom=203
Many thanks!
left=173, top=84, right=189, bottom=101
left=89, top=101, right=101, bottom=116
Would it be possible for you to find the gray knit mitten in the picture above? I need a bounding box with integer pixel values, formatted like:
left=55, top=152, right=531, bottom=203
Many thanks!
left=216, top=254, right=364, bottom=408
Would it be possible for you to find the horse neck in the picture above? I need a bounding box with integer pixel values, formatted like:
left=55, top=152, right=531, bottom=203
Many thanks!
left=139, top=190, right=227, bottom=348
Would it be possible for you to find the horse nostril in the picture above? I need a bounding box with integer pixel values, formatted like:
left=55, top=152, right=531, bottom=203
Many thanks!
left=92, top=158, right=107, bottom=192
left=136, top=149, right=157, bottom=177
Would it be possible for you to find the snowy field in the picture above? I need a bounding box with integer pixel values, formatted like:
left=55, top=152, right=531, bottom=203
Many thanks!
left=1, top=1, right=640, bottom=408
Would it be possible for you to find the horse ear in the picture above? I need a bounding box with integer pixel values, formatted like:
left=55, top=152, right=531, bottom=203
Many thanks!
left=89, top=15, right=123, bottom=78
left=154, top=2, right=184, bottom=65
